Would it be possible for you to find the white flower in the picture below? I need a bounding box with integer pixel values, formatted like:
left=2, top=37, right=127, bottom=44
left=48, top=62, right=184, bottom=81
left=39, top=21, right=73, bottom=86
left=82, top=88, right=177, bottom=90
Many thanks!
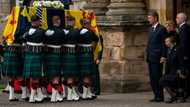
left=41, top=1, right=46, bottom=7
left=33, top=1, right=38, bottom=7
left=38, top=1, right=42, bottom=7
left=32, top=1, right=64, bottom=9
left=45, top=1, right=52, bottom=7
left=52, top=1, right=60, bottom=9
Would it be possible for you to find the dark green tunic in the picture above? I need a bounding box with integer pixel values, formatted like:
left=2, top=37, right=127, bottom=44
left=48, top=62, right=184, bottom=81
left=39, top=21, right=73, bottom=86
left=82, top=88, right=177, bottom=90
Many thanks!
left=77, top=28, right=98, bottom=77
left=62, top=28, right=79, bottom=78
left=22, top=28, right=44, bottom=79
left=44, top=27, right=64, bottom=79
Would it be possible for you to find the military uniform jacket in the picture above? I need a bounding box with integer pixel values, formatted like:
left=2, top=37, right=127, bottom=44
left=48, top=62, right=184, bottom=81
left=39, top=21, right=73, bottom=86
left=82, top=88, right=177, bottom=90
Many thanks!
left=63, top=28, right=79, bottom=44
left=78, top=28, right=99, bottom=44
left=44, top=27, right=64, bottom=45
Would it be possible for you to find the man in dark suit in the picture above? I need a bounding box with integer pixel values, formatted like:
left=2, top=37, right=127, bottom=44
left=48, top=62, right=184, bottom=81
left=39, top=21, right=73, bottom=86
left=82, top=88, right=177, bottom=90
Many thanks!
left=176, top=13, right=190, bottom=72
left=176, top=13, right=190, bottom=100
left=146, top=11, right=167, bottom=102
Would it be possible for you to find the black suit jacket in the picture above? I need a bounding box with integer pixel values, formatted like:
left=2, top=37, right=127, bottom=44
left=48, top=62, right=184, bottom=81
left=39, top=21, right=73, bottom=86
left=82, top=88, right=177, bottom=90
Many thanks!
left=147, top=24, right=167, bottom=63
left=165, top=45, right=180, bottom=75
left=178, top=23, right=190, bottom=59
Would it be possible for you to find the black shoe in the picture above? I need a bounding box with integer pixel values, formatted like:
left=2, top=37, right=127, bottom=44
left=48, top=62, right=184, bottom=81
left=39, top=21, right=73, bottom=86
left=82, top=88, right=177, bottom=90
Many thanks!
left=149, top=98, right=156, bottom=102
left=86, top=96, right=97, bottom=100
left=35, top=99, right=44, bottom=103
left=155, top=98, right=164, bottom=102
left=44, top=97, right=51, bottom=101
left=2, top=90, right=9, bottom=93
left=9, top=98, right=19, bottom=102
left=22, top=97, right=29, bottom=101
left=91, top=95, right=97, bottom=100
left=149, top=98, right=163, bottom=102
left=165, top=97, right=177, bottom=103
left=178, top=97, right=186, bottom=103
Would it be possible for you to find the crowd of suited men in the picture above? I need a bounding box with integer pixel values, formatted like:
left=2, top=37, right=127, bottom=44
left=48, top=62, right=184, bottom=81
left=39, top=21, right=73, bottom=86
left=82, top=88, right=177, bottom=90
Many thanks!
left=147, top=11, right=190, bottom=103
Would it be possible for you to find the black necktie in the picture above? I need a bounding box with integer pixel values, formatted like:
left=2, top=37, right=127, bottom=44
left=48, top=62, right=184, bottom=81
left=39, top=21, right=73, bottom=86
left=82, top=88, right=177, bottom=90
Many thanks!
left=151, top=27, right=155, bottom=32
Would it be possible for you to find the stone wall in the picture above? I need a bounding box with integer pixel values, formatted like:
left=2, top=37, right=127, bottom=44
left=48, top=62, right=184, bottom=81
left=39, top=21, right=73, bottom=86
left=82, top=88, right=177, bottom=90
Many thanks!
left=99, top=25, right=150, bottom=93
left=0, top=0, right=12, bottom=41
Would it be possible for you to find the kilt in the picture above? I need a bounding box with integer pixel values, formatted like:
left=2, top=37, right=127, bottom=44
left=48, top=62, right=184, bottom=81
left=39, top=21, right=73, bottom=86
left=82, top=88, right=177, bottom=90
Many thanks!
left=45, top=47, right=61, bottom=79
left=23, top=45, right=43, bottom=80
left=3, top=45, right=22, bottom=78
left=77, top=46, right=95, bottom=77
left=62, top=46, right=78, bottom=78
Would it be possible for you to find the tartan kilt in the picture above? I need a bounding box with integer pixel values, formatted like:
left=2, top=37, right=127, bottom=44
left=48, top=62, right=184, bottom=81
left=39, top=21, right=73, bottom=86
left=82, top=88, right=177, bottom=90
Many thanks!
left=23, top=51, right=43, bottom=79
left=3, top=46, right=22, bottom=78
left=78, top=52, right=95, bottom=77
left=45, top=51, right=61, bottom=79
left=62, top=53, right=78, bottom=78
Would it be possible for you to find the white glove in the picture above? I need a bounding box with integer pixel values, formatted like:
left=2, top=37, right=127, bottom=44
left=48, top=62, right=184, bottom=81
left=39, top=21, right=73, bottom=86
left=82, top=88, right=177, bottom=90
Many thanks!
left=80, top=28, right=88, bottom=35
left=45, top=29, right=55, bottom=36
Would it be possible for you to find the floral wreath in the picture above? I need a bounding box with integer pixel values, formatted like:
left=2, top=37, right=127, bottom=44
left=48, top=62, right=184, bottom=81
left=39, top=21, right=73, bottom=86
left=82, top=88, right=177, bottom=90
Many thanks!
left=33, top=1, right=64, bottom=9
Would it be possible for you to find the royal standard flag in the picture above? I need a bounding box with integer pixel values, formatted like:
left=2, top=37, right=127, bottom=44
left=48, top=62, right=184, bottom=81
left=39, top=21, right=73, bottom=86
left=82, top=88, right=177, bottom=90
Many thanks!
left=3, top=6, right=20, bottom=45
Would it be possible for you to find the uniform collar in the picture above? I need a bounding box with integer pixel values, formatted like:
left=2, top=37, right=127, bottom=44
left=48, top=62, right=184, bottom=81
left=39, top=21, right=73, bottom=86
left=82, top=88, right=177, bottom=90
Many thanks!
left=152, top=22, right=159, bottom=29
left=179, top=22, right=186, bottom=28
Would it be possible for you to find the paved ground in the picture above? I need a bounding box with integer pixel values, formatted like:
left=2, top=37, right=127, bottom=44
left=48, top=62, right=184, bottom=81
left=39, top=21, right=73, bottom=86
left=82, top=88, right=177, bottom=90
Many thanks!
left=0, top=92, right=189, bottom=107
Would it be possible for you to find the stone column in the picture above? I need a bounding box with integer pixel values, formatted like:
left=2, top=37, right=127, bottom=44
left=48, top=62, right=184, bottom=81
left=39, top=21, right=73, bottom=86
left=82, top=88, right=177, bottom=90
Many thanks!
left=101, top=0, right=150, bottom=93
left=0, top=0, right=13, bottom=41
left=85, top=0, right=150, bottom=93
left=0, top=0, right=12, bottom=15
left=84, top=0, right=110, bottom=24
left=71, top=0, right=87, bottom=10
left=106, top=0, right=147, bottom=25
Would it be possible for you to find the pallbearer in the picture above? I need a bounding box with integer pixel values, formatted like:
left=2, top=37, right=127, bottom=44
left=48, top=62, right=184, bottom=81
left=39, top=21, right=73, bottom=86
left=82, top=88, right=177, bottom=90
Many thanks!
left=44, top=15, right=64, bottom=103
left=22, top=16, right=45, bottom=103
left=3, top=28, right=23, bottom=101
left=78, top=19, right=99, bottom=100
left=62, top=16, right=79, bottom=101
